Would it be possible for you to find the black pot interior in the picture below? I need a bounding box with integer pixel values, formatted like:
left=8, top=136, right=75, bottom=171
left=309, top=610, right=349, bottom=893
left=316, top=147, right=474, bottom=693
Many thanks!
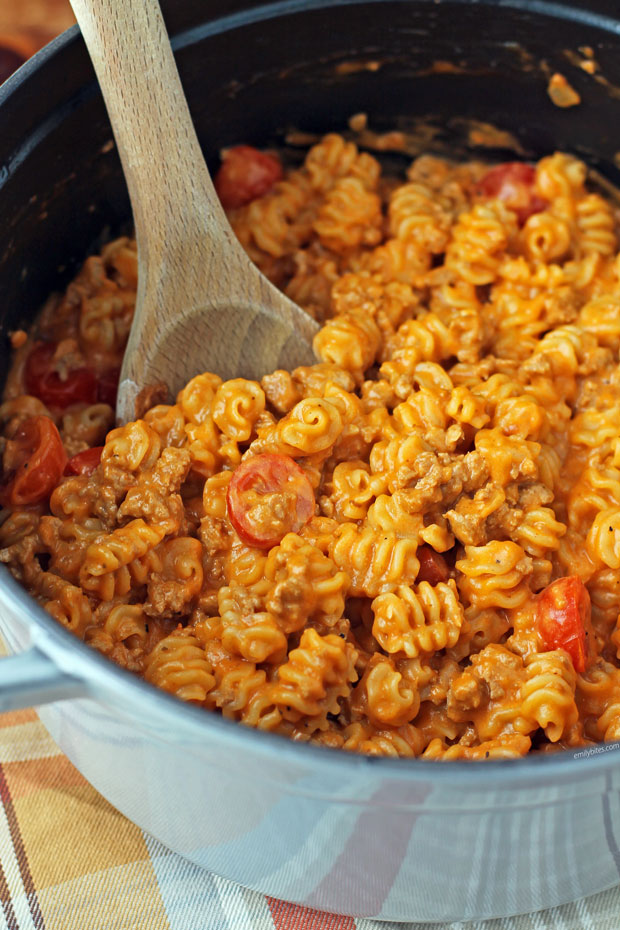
left=2, top=0, right=620, bottom=380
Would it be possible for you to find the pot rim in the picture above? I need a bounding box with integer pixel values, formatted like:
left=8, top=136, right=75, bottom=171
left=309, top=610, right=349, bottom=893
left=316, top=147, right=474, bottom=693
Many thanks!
left=2, top=0, right=620, bottom=788
left=2, top=0, right=619, bottom=112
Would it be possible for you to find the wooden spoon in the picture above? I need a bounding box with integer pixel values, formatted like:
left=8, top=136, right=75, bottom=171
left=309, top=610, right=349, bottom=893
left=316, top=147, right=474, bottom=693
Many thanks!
left=69, top=0, right=318, bottom=423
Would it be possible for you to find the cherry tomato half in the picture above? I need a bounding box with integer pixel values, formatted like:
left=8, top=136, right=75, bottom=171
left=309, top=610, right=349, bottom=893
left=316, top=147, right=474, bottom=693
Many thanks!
left=214, top=145, right=283, bottom=210
left=477, top=162, right=547, bottom=226
left=96, top=367, right=121, bottom=407
left=417, top=545, right=450, bottom=585
left=536, top=575, right=591, bottom=673
left=25, top=342, right=97, bottom=409
left=64, top=446, right=103, bottom=477
left=0, top=415, right=67, bottom=508
left=226, top=452, right=315, bottom=549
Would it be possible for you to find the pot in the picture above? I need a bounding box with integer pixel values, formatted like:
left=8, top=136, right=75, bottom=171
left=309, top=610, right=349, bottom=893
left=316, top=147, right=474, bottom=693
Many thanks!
left=2, top=1, right=620, bottom=921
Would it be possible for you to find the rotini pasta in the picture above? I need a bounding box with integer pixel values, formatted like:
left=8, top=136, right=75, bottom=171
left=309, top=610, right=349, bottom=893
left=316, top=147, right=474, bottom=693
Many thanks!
left=4, top=137, right=620, bottom=760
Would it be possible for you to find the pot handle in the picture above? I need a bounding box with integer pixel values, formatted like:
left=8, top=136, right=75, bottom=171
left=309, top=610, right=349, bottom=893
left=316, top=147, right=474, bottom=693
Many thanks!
left=0, top=647, right=88, bottom=711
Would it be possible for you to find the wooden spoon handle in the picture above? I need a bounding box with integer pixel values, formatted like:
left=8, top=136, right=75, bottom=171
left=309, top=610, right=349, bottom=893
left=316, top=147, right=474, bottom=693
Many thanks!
left=69, top=0, right=236, bottom=276
left=71, top=0, right=319, bottom=421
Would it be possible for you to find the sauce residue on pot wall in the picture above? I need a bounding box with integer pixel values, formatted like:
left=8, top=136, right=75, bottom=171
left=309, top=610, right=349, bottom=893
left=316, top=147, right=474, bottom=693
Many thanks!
left=563, top=47, right=620, bottom=101
left=547, top=72, right=581, bottom=108
left=286, top=115, right=526, bottom=164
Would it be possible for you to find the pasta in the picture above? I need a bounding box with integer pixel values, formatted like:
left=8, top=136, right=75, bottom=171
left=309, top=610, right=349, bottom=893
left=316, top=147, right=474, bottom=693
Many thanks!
left=4, top=135, right=620, bottom=760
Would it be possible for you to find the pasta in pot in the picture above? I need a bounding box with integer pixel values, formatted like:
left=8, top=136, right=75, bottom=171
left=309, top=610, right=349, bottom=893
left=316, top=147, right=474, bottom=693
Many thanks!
left=3, top=135, right=620, bottom=759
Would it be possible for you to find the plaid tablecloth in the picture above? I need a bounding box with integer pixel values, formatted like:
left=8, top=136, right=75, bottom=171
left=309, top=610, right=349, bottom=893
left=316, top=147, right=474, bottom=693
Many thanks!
left=0, top=705, right=617, bottom=930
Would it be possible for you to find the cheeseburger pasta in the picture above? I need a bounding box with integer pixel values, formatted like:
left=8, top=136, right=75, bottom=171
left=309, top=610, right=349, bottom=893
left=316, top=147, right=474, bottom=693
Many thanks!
left=2, top=134, right=620, bottom=760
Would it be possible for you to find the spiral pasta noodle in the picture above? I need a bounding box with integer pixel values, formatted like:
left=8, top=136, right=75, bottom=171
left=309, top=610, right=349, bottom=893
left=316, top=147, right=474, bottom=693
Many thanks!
left=372, top=580, right=464, bottom=657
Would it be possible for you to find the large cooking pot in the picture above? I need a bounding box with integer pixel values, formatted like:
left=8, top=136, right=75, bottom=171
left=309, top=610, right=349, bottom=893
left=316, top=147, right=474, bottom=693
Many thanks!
left=2, top=1, right=620, bottom=921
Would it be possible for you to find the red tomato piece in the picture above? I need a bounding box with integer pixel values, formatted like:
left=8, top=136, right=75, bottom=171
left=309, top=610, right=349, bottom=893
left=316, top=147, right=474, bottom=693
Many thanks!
left=96, top=367, right=121, bottom=406
left=417, top=545, right=450, bottom=585
left=25, top=342, right=97, bottom=409
left=477, top=162, right=547, bottom=225
left=536, top=576, right=591, bottom=673
left=226, top=452, right=315, bottom=548
left=64, top=446, right=103, bottom=477
left=214, top=145, right=283, bottom=209
left=0, top=415, right=67, bottom=507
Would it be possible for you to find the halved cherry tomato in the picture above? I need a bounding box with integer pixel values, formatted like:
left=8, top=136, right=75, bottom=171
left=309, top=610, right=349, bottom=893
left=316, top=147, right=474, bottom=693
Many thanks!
left=417, top=545, right=449, bottom=585
left=96, top=367, right=121, bottom=406
left=0, top=415, right=67, bottom=507
left=64, top=446, right=103, bottom=477
left=214, top=145, right=283, bottom=210
left=226, top=452, right=315, bottom=548
left=536, top=576, right=591, bottom=673
left=25, top=342, right=97, bottom=409
left=477, top=162, right=547, bottom=225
